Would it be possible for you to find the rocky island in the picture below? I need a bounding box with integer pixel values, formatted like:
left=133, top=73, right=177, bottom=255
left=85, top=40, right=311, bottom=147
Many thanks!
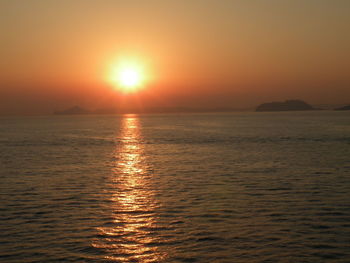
left=334, top=105, right=350, bottom=111
left=256, top=100, right=315, bottom=112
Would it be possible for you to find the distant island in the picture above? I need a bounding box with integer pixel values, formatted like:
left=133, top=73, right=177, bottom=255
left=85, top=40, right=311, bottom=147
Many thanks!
left=53, top=106, right=251, bottom=115
left=256, top=100, right=316, bottom=112
left=334, top=105, right=350, bottom=111
left=54, top=101, right=349, bottom=115
left=54, top=106, right=91, bottom=115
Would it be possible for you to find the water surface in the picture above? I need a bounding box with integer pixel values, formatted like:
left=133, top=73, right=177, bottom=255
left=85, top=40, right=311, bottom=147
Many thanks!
left=0, top=112, right=349, bottom=262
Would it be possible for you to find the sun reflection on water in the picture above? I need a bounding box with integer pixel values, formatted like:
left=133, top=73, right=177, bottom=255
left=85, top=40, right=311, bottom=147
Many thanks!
left=93, top=115, right=165, bottom=262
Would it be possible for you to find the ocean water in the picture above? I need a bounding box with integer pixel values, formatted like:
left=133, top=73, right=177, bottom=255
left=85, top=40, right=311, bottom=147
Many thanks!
left=0, top=112, right=349, bottom=262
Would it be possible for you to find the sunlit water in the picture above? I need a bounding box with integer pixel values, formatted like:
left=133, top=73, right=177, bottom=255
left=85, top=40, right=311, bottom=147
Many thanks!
left=0, top=112, right=349, bottom=262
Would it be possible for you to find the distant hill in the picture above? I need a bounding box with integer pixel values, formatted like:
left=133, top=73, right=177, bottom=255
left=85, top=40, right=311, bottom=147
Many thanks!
left=334, top=105, right=350, bottom=111
left=53, top=106, right=252, bottom=115
left=93, top=108, right=119, bottom=114
left=256, top=100, right=316, bottom=112
left=54, top=106, right=91, bottom=115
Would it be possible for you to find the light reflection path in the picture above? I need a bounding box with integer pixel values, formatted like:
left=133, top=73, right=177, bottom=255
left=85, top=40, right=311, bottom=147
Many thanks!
left=93, top=115, right=165, bottom=262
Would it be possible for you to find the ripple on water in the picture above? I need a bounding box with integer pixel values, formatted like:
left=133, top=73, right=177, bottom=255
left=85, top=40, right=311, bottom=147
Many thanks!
left=0, top=113, right=349, bottom=262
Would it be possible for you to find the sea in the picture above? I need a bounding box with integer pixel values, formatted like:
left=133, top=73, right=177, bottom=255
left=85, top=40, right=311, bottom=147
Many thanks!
left=0, top=111, right=349, bottom=262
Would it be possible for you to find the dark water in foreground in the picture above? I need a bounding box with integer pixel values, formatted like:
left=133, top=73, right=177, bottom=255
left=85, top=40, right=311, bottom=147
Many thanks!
left=0, top=112, right=349, bottom=262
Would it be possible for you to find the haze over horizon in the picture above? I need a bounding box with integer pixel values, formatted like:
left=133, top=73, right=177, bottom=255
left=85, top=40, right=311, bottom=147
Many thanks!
left=1, top=0, right=349, bottom=114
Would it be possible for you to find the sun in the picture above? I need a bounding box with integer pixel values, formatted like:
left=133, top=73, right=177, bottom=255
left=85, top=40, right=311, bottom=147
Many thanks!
left=108, top=58, right=146, bottom=93
left=118, top=67, right=141, bottom=88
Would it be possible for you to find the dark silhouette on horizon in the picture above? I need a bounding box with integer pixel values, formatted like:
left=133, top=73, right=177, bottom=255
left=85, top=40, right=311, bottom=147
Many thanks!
left=54, top=106, right=91, bottom=115
left=334, top=105, right=350, bottom=111
left=54, top=100, right=350, bottom=115
left=256, top=100, right=316, bottom=112
left=53, top=106, right=251, bottom=115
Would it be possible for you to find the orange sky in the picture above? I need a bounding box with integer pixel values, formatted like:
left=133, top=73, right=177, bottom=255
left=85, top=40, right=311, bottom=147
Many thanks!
left=0, top=0, right=349, bottom=114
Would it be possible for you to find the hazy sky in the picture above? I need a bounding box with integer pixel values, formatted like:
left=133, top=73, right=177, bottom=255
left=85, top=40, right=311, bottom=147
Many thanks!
left=1, top=0, right=349, bottom=113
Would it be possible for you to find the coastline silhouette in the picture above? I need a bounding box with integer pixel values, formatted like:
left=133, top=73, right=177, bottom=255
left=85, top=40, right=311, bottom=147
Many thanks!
left=335, top=104, right=350, bottom=111
left=53, top=100, right=350, bottom=115
left=256, top=100, right=316, bottom=112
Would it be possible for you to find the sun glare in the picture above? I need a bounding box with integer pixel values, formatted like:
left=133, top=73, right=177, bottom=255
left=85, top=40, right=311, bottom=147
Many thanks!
left=108, top=58, right=146, bottom=93
left=119, top=68, right=141, bottom=88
